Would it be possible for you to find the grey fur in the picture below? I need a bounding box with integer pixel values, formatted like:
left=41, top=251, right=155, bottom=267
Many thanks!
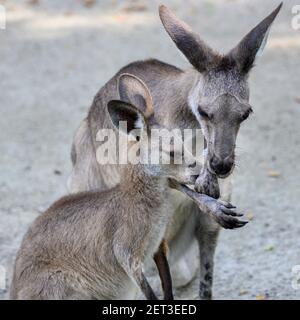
left=68, top=4, right=281, bottom=299
left=11, top=76, right=238, bottom=300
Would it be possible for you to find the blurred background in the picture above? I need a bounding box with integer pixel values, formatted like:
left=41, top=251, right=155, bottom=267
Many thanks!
left=0, top=0, right=299, bottom=299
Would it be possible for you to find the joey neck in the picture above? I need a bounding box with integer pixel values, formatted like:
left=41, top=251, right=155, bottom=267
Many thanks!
left=119, top=164, right=168, bottom=197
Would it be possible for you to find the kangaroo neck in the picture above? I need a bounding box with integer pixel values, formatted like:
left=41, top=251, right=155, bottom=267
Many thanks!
left=154, top=68, right=200, bottom=130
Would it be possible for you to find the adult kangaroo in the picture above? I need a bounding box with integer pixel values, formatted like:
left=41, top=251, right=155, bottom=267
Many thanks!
left=69, top=4, right=282, bottom=299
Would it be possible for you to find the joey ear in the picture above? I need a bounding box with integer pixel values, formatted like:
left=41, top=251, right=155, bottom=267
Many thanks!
left=118, top=73, right=154, bottom=118
left=228, top=3, right=282, bottom=74
left=107, top=100, right=146, bottom=135
left=159, top=5, right=220, bottom=72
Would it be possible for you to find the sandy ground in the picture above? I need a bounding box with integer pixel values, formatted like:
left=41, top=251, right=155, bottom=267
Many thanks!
left=0, top=0, right=300, bottom=300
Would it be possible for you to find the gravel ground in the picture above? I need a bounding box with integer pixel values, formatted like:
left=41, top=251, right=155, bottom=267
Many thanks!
left=0, top=0, right=300, bottom=300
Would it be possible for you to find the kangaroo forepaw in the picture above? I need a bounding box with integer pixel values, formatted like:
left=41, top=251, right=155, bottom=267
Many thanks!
left=170, top=181, right=248, bottom=230
left=195, top=171, right=220, bottom=199
left=199, top=197, right=248, bottom=229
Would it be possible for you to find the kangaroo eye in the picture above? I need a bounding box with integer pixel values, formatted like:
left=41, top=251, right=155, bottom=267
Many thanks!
left=198, top=106, right=210, bottom=119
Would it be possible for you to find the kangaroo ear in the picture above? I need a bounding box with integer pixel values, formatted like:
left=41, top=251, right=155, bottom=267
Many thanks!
left=107, top=100, right=146, bottom=135
left=118, top=73, right=154, bottom=118
left=159, top=5, right=220, bottom=72
left=228, top=3, right=282, bottom=74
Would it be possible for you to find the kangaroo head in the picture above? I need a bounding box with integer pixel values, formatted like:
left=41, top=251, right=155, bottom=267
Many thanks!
left=107, top=74, right=199, bottom=184
left=159, top=3, right=282, bottom=178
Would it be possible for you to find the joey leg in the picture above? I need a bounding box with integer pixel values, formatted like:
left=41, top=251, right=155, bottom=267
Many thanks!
left=153, top=239, right=174, bottom=300
left=133, top=269, right=158, bottom=300
left=115, top=246, right=159, bottom=300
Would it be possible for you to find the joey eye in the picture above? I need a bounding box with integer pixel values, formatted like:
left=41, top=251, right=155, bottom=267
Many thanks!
left=198, top=106, right=210, bottom=119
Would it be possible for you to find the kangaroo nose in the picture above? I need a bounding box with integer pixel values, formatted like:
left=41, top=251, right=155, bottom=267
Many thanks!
left=209, top=156, right=233, bottom=177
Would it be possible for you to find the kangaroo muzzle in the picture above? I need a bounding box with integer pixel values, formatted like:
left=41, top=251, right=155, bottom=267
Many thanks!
left=209, top=154, right=234, bottom=178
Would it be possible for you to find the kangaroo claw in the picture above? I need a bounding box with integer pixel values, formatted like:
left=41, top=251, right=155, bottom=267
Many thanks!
left=221, top=207, right=243, bottom=216
left=218, top=200, right=236, bottom=209
left=216, top=213, right=248, bottom=229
